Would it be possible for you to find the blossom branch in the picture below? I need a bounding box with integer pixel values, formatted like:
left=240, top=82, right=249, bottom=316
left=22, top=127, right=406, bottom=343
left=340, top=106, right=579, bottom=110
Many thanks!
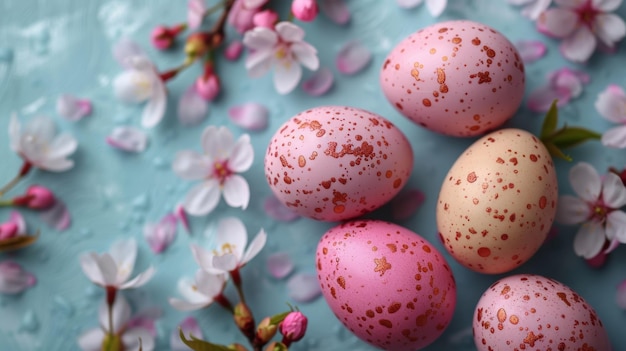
left=0, top=161, right=32, bottom=197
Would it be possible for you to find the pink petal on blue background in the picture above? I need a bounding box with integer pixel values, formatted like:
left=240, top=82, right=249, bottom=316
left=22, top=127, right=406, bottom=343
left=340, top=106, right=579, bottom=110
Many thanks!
left=515, top=40, right=547, bottom=63
left=106, top=126, right=149, bottom=152
left=225, top=41, right=244, bottom=61
left=175, top=205, right=191, bottom=234
left=178, top=86, right=209, bottom=126
left=336, top=41, right=371, bottom=75
left=228, top=102, right=269, bottom=131
left=263, top=195, right=300, bottom=222
left=0, top=261, right=36, bottom=294
left=188, top=0, right=206, bottom=29
left=320, top=0, right=350, bottom=25
left=287, top=273, right=321, bottom=303
left=302, top=67, right=334, bottom=96
left=144, top=214, right=178, bottom=254
left=39, top=199, right=71, bottom=231
left=56, top=94, right=93, bottom=121
left=266, top=252, right=294, bottom=279
left=9, top=211, right=26, bottom=234
left=526, top=85, right=571, bottom=112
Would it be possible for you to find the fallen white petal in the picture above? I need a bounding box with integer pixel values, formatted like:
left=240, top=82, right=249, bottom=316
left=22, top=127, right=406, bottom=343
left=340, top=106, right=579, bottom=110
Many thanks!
left=515, top=40, right=547, bottom=63
left=106, top=126, right=149, bottom=153
left=39, top=199, right=71, bottom=231
left=56, top=94, right=93, bottom=121
left=263, top=195, right=300, bottom=222
left=287, top=272, right=322, bottom=302
left=266, top=252, right=294, bottom=279
left=178, top=85, right=209, bottom=126
left=228, top=102, right=269, bottom=131
left=302, top=67, right=334, bottom=96
left=336, top=41, right=371, bottom=75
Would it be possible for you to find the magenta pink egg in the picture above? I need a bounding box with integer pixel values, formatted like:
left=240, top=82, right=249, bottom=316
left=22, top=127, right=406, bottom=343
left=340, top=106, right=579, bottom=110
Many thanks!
left=316, top=220, right=457, bottom=350
left=264, top=106, right=413, bottom=221
left=380, top=20, right=525, bottom=137
left=474, top=274, right=611, bottom=351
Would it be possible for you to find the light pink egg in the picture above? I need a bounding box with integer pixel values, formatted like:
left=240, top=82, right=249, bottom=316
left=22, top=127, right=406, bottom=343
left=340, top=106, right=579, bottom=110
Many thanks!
left=264, top=106, right=413, bottom=221
left=474, top=274, right=611, bottom=351
left=380, top=20, right=525, bottom=137
left=316, top=220, right=457, bottom=351
left=437, top=128, right=558, bottom=274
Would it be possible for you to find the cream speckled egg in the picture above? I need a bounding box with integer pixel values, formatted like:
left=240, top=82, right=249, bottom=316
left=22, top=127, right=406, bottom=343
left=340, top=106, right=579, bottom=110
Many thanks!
left=474, top=274, right=611, bottom=351
left=436, top=128, right=558, bottom=274
left=380, top=20, right=525, bottom=137
left=265, top=106, right=413, bottom=221
left=316, top=220, right=456, bottom=351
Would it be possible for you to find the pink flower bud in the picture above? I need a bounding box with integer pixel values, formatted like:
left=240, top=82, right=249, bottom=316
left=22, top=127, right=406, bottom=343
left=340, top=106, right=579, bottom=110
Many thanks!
left=0, top=222, right=18, bottom=240
left=21, top=185, right=56, bottom=210
left=151, top=26, right=175, bottom=50
left=291, top=0, right=318, bottom=22
left=253, top=10, right=279, bottom=28
left=195, top=69, right=221, bottom=101
left=280, top=311, right=308, bottom=342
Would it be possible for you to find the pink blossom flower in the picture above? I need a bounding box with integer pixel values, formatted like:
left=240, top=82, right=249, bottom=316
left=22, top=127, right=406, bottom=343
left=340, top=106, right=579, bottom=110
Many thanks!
left=9, top=114, right=77, bottom=172
left=150, top=24, right=186, bottom=50
left=291, top=0, right=319, bottom=21
left=77, top=295, right=155, bottom=351
left=537, top=0, right=626, bottom=62
left=228, top=0, right=269, bottom=34
left=172, top=126, right=254, bottom=216
left=556, top=162, right=626, bottom=258
left=112, top=42, right=167, bottom=128
left=243, top=22, right=319, bottom=94
left=13, top=185, right=56, bottom=210
left=79, top=238, right=156, bottom=290
left=169, top=269, right=227, bottom=311
left=191, top=217, right=266, bottom=274
left=0, top=261, right=36, bottom=294
left=396, top=0, right=447, bottom=17
left=56, top=94, right=92, bottom=121
left=280, top=311, right=308, bottom=342
left=188, top=0, right=206, bottom=29
left=595, top=84, right=626, bottom=148
left=195, top=68, right=221, bottom=101
left=253, top=9, right=279, bottom=28
left=508, top=0, right=552, bottom=20
left=0, top=211, right=26, bottom=240
left=225, top=40, right=244, bottom=61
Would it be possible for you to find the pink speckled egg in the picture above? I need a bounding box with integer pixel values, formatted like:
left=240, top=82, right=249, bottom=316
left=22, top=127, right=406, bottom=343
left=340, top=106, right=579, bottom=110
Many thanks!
left=316, top=220, right=457, bottom=351
left=380, top=20, right=525, bottom=137
left=264, top=106, right=413, bottom=221
left=437, top=129, right=558, bottom=274
left=474, top=274, right=611, bottom=351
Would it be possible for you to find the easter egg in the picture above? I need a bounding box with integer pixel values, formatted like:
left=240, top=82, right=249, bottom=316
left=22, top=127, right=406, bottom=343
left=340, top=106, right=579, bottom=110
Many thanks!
left=316, top=220, right=457, bottom=351
left=474, top=274, right=611, bottom=350
left=436, top=128, right=558, bottom=274
left=380, top=20, right=525, bottom=137
left=264, top=106, right=413, bottom=221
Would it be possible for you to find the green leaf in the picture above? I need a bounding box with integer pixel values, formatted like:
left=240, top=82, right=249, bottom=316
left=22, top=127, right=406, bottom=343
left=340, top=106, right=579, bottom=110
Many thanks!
left=540, top=100, right=559, bottom=139
left=545, top=142, right=572, bottom=162
left=178, top=329, right=233, bottom=351
left=549, top=126, right=601, bottom=149
left=269, top=311, right=292, bottom=325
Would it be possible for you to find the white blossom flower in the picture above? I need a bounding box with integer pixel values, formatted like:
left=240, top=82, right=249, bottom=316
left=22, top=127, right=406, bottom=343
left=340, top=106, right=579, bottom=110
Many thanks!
left=169, top=269, right=227, bottom=311
left=113, top=50, right=167, bottom=128
left=191, top=217, right=266, bottom=274
left=396, top=0, right=447, bottom=17
left=243, top=21, right=319, bottom=94
left=172, top=126, right=253, bottom=216
left=556, top=162, right=626, bottom=258
left=79, top=238, right=155, bottom=290
left=537, top=0, right=626, bottom=62
left=9, top=114, right=77, bottom=172
left=77, top=295, right=155, bottom=351
left=595, top=84, right=626, bottom=148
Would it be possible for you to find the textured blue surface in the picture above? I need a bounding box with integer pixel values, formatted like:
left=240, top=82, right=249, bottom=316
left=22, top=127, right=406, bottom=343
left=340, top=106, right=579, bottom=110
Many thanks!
left=0, top=1, right=625, bottom=350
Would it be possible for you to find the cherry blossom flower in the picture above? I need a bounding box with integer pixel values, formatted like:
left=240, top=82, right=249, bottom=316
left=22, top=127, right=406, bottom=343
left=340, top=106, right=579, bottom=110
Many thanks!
left=77, top=295, right=155, bottom=351
left=0, top=211, right=26, bottom=240
left=9, top=114, right=77, bottom=172
left=291, top=0, right=319, bottom=22
left=537, top=0, right=626, bottom=62
left=171, top=317, right=204, bottom=350
left=13, top=185, right=56, bottom=210
left=280, top=311, right=308, bottom=343
left=556, top=162, right=626, bottom=258
left=253, top=9, right=279, bottom=28
left=508, top=0, right=552, bottom=20
left=79, top=238, right=156, bottom=290
left=243, top=21, right=319, bottom=94
left=396, top=0, right=447, bottom=17
left=56, top=94, right=92, bottom=121
left=169, top=269, right=227, bottom=311
left=228, top=0, right=269, bottom=34
left=191, top=217, right=266, bottom=274
left=595, top=84, right=626, bottom=148
left=112, top=44, right=167, bottom=128
left=172, top=126, right=254, bottom=216
left=0, top=260, right=36, bottom=294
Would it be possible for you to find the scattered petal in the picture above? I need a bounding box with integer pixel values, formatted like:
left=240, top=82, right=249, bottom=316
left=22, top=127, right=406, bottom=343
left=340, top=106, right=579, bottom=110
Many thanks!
left=171, top=317, right=203, bottom=351
left=336, top=41, right=371, bottom=75
left=515, top=40, right=547, bottom=63
left=302, top=67, right=334, bottom=96
left=178, top=85, right=209, bottom=126
left=263, top=195, right=300, bottom=222
left=224, top=40, right=244, bottom=61
left=396, top=0, right=423, bottom=8
left=266, top=252, right=294, bottom=279
left=188, top=0, right=206, bottom=29
left=287, top=273, right=321, bottom=303
left=106, top=126, right=149, bottom=153
left=39, top=199, right=71, bottom=231
left=526, top=67, right=589, bottom=112
left=617, top=279, right=626, bottom=309
left=320, top=0, right=350, bottom=24
left=391, top=188, right=425, bottom=220
left=228, top=102, right=269, bottom=131
left=144, top=214, right=178, bottom=254
left=112, top=39, right=146, bottom=68
left=9, top=211, right=26, bottom=235
left=56, top=95, right=93, bottom=121
left=175, top=205, right=191, bottom=234
left=0, top=261, right=36, bottom=294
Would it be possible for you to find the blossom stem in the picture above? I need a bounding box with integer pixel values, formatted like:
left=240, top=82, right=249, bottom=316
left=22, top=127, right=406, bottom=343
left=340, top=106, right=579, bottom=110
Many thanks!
left=215, top=293, right=234, bottom=313
left=231, top=269, right=246, bottom=304
left=0, top=161, right=32, bottom=198
left=203, top=0, right=229, bottom=20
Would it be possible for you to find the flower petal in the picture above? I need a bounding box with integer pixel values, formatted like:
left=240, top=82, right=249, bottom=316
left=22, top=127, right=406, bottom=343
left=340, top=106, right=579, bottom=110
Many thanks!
left=173, top=150, right=211, bottom=180
left=191, top=245, right=218, bottom=273
left=593, top=13, right=626, bottom=48
left=195, top=270, right=226, bottom=297
left=225, top=40, right=244, bottom=61
left=109, top=238, right=137, bottom=284
left=287, top=273, right=322, bottom=302
left=142, top=80, right=167, bottom=128
left=515, top=0, right=551, bottom=20
left=593, top=0, right=622, bottom=12
left=602, top=125, right=626, bottom=148
left=112, top=39, right=146, bottom=68
left=106, top=126, right=149, bottom=153
left=178, top=85, right=209, bottom=126
left=98, top=294, right=131, bottom=333
left=515, top=40, right=547, bottom=63
left=595, top=84, right=626, bottom=123
left=211, top=254, right=238, bottom=272
left=425, top=0, right=447, bottom=17
left=39, top=199, right=71, bottom=230
left=569, top=162, right=602, bottom=202
left=113, top=70, right=154, bottom=103
left=9, top=211, right=26, bottom=235
left=601, top=172, right=626, bottom=208
left=241, top=229, right=266, bottom=266
left=56, top=95, right=92, bottom=121
left=275, top=22, right=305, bottom=42
left=396, top=0, right=423, bottom=8
left=273, top=59, right=302, bottom=94
left=122, top=328, right=155, bottom=351
left=8, top=113, right=21, bottom=153
left=526, top=85, right=571, bottom=112
left=538, top=8, right=578, bottom=38
left=229, top=102, right=269, bottom=131
left=215, top=217, right=248, bottom=260
left=391, top=188, right=426, bottom=220
left=38, top=157, right=75, bottom=172
left=550, top=67, right=588, bottom=98
left=573, top=222, right=606, bottom=259
left=175, top=205, right=191, bottom=234
left=228, top=134, right=254, bottom=172
left=320, top=0, right=350, bottom=25
left=291, top=42, right=319, bottom=71
left=202, top=126, right=235, bottom=159
left=77, top=328, right=105, bottom=351
left=144, top=214, right=177, bottom=254
left=223, top=174, right=251, bottom=209
left=171, top=317, right=203, bottom=351
left=183, top=180, right=221, bottom=216
left=336, top=41, right=371, bottom=75
left=245, top=50, right=274, bottom=78
left=0, top=261, right=37, bottom=294
left=266, top=252, right=294, bottom=279
left=556, top=195, right=591, bottom=225
left=243, top=27, right=278, bottom=50
left=169, top=298, right=210, bottom=311
left=188, top=0, right=206, bottom=29
left=606, top=210, right=626, bottom=243
left=119, top=266, right=156, bottom=289
left=560, top=26, right=597, bottom=62
left=79, top=253, right=106, bottom=286
left=263, top=195, right=300, bottom=222
left=302, top=66, right=334, bottom=96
